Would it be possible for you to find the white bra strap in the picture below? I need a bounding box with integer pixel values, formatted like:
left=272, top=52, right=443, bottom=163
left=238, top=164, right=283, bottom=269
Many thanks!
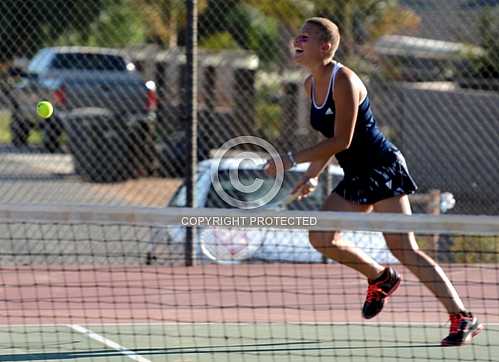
left=312, top=62, right=340, bottom=109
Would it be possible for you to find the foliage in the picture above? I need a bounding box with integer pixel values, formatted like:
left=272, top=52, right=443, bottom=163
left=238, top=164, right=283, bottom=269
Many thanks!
left=199, top=2, right=284, bottom=67
left=254, top=77, right=282, bottom=140
left=0, top=0, right=103, bottom=61
left=228, top=4, right=282, bottom=66
left=199, top=32, right=240, bottom=50
left=0, top=0, right=420, bottom=71
left=58, top=0, right=208, bottom=48
left=235, top=0, right=420, bottom=74
left=136, top=0, right=185, bottom=46
left=310, top=0, right=420, bottom=75
left=468, top=7, right=499, bottom=79
left=57, top=0, right=147, bottom=47
left=0, top=0, right=213, bottom=62
left=0, top=111, right=41, bottom=144
left=245, top=0, right=311, bottom=31
left=135, top=0, right=207, bottom=46
left=451, top=235, right=499, bottom=263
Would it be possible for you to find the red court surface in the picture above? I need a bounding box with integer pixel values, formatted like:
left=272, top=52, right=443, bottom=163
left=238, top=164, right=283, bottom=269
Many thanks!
left=1, top=263, right=497, bottom=325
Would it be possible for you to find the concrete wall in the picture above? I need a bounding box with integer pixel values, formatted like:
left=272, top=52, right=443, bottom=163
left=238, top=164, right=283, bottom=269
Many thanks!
left=371, top=82, right=499, bottom=214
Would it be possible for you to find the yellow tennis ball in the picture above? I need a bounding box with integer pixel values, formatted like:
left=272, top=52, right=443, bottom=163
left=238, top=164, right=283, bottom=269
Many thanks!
left=36, top=101, right=54, bottom=119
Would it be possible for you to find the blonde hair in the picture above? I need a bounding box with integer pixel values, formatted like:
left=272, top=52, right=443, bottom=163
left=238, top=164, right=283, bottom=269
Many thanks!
left=305, top=17, right=340, bottom=58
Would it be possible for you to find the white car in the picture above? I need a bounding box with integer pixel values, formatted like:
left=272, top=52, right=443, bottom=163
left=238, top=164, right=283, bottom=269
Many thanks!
left=148, top=158, right=397, bottom=264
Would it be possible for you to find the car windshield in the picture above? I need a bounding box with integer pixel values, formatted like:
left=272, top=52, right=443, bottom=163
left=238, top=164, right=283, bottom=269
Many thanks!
left=50, top=53, right=128, bottom=71
left=27, top=49, right=53, bottom=74
left=170, top=169, right=331, bottom=210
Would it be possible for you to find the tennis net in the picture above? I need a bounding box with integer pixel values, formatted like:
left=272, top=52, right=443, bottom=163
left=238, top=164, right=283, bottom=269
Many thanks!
left=0, top=204, right=498, bottom=361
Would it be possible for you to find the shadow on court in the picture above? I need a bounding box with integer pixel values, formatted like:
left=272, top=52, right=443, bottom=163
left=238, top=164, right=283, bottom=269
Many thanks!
left=0, top=341, right=443, bottom=361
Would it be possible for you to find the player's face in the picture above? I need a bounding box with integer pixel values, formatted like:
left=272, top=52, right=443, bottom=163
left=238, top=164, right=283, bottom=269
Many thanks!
left=293, top=23, right=326, bottom=65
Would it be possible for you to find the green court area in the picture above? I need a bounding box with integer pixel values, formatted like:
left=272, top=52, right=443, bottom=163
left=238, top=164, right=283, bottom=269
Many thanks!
left=0, top=323, right=496, bottom=362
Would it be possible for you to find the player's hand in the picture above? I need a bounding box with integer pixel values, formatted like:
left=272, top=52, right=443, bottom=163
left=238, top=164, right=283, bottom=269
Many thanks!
left=263, top=158, right=277, bottom=177
left=291, top=177, right=318, bottom=200
left=263, top=155, right=293, bottom=177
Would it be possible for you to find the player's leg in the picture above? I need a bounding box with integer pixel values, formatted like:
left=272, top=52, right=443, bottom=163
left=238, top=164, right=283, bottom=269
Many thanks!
left=309, top=192, right=383, bottom=278
left=309, top=192, right=401, bottom=319
left=374, top=194, right=483, bottom=345
left=374, top=194, right=464, bottom=312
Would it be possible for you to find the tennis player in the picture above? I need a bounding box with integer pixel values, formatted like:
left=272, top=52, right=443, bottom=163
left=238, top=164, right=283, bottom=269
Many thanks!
left=264, top=17, right=482, bottom=346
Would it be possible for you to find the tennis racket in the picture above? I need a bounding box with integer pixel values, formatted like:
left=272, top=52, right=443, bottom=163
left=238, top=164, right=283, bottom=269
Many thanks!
left=199, top=227, right=266, bottom=264
left=199, top=190, right=301, bottom=264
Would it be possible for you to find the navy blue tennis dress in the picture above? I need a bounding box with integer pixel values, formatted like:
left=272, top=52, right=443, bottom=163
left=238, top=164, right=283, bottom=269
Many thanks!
left=310, top=62, right=417, bottom=204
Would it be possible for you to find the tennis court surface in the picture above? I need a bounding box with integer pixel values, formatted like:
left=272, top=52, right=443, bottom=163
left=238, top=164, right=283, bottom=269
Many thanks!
left=0, top=205, right=498, bottom=361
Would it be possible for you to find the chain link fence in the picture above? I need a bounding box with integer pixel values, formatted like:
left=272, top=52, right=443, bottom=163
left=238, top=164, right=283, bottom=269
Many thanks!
left=0, top=0, right=497, bottom=214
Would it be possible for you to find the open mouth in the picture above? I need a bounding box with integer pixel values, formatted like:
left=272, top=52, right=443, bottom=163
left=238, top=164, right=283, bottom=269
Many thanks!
left=295, top=49, right=304, bottom=56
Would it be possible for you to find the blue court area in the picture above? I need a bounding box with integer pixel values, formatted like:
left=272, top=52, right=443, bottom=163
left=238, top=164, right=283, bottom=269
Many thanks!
left=0, top=323, right=497, bottom=362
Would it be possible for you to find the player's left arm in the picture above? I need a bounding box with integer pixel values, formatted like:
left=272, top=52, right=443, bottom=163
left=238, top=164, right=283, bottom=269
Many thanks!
left=292, top=69, right=359, bottom=164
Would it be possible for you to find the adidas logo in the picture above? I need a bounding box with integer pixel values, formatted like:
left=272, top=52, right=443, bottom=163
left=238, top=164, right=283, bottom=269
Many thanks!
left=325, top=108, right=334, bottom=115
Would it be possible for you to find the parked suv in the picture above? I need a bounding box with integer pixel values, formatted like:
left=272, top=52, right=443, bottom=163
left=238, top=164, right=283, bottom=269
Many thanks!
left=8, top=46, right=157, bottom=151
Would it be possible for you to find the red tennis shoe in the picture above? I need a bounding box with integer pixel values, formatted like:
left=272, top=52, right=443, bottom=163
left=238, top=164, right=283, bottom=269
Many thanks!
left=441, top=311, right=483, bottom=346
left=362, top=267, right=401, bottom=319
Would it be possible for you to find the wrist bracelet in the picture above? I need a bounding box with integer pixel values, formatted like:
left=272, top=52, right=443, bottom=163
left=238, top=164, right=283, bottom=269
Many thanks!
left=287, top=151, right=297, bottom=168
left=308, top=177, right=318, bottom=187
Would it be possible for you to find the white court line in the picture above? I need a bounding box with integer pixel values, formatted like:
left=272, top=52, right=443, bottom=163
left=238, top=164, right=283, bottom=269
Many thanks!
left=67, top=324, right=151, bottom=362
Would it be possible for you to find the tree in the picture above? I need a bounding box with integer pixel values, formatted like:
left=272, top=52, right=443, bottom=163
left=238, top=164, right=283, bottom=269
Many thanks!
left=0, top=0, right=104, bottom=62
left=198, top=0, right=293, bottom=68
left=312, top=0, right=419, bottom=57
left=0, top=0, right=213, bottom=62
left=57, top=0, right=147, bottom=47
left=473, top=7, right=499, bottom=79
left=56, top=0, right=207, bottom=49
left=246, top=0, right=420, bottom=71
left=135, top=0, right=207, bottom=47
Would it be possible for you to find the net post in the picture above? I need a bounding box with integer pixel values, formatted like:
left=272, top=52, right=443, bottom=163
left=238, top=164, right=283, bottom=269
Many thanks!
left=185, top=0, right=198, bottom=267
